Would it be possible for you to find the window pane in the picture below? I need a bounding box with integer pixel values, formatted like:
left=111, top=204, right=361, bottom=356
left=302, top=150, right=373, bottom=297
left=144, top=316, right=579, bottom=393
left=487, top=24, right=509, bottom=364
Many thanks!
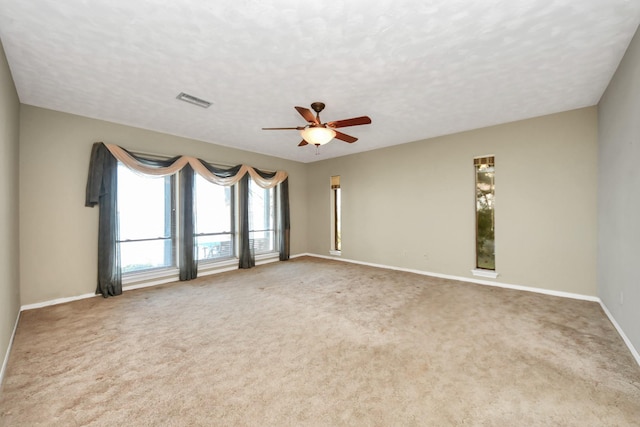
left=120, top=240, right=173, bottom=273
left=196, top=234, right=234, bottom=261
left=331, top=175, right=341, bottom=252
left=194, top=175, right=234, bottom=261
left=249, top=230, right=275, bottom=253
left=195, top=175, right=232, bottom=234
left=475, top=160, right=495, bottom=270
left=117, top=164, right=174, bottom=273
left=335, top=187, right=341, bottom=251
left=249, top=179, right=276, bottom=254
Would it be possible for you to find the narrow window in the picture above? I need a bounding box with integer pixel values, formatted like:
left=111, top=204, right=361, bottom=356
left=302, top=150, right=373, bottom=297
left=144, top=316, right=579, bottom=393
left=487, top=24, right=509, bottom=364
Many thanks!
left=194, top=174, right=235, bottom=262
left=248, top=179, right=277, bottom=254
left=331, top=175, right=341, bottom=252
left=474, top=156, right=495, bottom=270
left=117, top=163, right=176, bottom=273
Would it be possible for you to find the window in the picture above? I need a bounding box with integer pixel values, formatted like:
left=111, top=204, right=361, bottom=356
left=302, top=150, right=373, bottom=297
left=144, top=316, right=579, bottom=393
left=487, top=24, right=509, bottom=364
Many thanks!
left=194, top=174, right=235, bottom=262
left=248, top=178, right=277, bottom=255
left=474, top=156, right=495, bottom=270
left=117, top=163, right=176, bottom=273
left=88, top=142, right=291, bottom=297
left=116, top=166, right=278, bottom=275
left=331, top=175, right=341, bottom=252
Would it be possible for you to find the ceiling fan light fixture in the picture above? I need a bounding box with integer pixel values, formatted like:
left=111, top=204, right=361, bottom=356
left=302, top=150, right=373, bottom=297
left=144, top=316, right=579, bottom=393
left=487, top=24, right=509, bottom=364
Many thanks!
left=300, top=126, right=336, bottom=145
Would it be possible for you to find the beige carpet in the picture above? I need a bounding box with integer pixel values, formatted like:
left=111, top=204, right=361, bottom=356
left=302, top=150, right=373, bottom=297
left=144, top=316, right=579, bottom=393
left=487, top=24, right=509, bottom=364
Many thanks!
left=1, top=257, right=639, bottom=426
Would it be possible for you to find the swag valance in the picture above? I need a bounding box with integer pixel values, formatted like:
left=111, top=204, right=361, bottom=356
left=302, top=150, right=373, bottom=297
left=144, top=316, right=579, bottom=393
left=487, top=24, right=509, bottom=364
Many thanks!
left=85, top=142, right=290, bottom=298
left=105, top=143, right=288, bottom=188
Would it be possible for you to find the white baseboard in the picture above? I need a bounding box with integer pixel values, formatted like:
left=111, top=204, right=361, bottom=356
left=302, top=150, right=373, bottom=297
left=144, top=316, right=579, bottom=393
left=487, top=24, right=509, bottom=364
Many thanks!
left=305, top=253, right=599, bottom=302
left=598, top=301, right=640, bottom=366
left=255, top=256, right=281, bottom=266
left=303, top=253, right=639, bottom=366
left=20, top=255, right=290, bottom=311
left=123, top=277, right=180, bottom=292
left=1, top=311, right=20, bottom=387
left=21, top=292, right=98, bottom=311
left=197, top=265, right=239, bottom=277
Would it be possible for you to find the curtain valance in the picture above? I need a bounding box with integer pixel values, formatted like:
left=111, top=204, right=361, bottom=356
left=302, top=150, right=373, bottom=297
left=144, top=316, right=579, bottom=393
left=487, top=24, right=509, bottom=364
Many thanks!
left=106, top=143, right=287, bottom=189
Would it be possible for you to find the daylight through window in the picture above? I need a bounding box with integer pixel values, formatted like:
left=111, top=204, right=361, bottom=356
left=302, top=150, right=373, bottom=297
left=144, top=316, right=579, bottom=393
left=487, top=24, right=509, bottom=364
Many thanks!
left=249, top=178, right=277, bottom=255
left=474, top=156, right=495, bottom=270
left=117, top=163, right=176, bottom=273
left=117, top=165, right=281, bottom=276
left=194, top=174, right=235, bottom=262
left=331, top=175, right=341, bottom=252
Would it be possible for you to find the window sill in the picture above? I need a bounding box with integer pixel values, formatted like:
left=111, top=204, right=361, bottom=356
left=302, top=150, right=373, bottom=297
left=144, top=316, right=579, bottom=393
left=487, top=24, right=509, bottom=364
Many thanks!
left=123, top=267, right=180, bottom=289
left=122, top=253, right=281, bottom=287
left=329, top=250, right=342, bottom=256
left=255, top=252, right=280, bottom=265
left=471, top=268, right=499, bottom=279
left=198, top=257, right=239, bottom=275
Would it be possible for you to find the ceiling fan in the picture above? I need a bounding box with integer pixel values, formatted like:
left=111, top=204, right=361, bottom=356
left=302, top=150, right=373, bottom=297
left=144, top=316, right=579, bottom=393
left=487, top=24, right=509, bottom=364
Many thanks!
left=262, top=102, right=372, bottom=147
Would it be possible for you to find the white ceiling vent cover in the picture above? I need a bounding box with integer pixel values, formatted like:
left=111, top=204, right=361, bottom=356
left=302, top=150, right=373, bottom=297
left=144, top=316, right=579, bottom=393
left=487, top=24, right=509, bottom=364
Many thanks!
left=176, top=92, right=212, bottom=108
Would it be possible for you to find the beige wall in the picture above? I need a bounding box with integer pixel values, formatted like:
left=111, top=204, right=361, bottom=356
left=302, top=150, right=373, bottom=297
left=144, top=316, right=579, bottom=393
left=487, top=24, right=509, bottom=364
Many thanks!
left=598, top=25, right=640, bottom=353
left=17, top=104, right=600, bottom=303
left=307, top=107, right=598, bottom=295
left=0, top=40, right=21, bottom=373
left=19, top=106, right=308, bottom=305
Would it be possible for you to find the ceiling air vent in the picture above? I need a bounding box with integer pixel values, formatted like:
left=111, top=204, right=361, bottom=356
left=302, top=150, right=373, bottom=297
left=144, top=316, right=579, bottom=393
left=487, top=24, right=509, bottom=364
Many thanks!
left=176, top=92, right=212, bottom=108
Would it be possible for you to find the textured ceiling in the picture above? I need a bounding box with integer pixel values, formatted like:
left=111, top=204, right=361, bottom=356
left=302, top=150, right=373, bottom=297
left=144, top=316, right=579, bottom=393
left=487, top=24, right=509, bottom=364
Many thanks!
left=1, top=0, right=639, bottom=163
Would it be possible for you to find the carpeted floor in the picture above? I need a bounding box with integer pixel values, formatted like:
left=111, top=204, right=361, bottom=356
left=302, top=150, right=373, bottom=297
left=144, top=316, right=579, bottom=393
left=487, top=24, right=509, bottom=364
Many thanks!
left=1, top=257, right=639, bottom=426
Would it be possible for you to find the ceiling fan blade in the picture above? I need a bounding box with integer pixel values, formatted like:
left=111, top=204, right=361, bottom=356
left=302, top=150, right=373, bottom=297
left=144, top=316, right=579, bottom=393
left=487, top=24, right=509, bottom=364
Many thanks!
left=298, top=140, right=309, bottom=147
left=262, top=127, right=305, bottom=130
left=334, top=131, right=358, bottom=143
left=295, top=106, right=319, bottom=124
left=327, top=116, right=372, bottom=128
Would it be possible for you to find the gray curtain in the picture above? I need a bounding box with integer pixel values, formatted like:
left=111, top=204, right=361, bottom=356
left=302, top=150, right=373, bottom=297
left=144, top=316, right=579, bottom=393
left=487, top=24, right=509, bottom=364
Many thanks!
left=238, top=174, right=255, bottom=269
left=85, top=142, right=121, bottom=297
left=179, top=164, right=197, bottom=281
left=279, top=177, right=290, bottom=261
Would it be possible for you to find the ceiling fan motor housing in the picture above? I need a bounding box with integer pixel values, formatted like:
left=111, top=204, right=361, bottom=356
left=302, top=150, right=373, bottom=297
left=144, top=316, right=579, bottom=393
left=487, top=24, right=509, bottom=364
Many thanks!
left=310, top=102, right=326, bottom=113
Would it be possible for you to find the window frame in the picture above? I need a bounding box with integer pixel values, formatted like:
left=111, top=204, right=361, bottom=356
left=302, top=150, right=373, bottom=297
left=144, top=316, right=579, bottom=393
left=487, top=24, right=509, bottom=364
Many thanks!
left=114, top=157, right=284, bottom=285
left=330, top=175, right=341, bottom=254
left=248, top=178, right=279, bottom=256
left=473, top=156, right=496, bottom=272
left=116, top=162, right=178, bottom=276
left=194, top=174, right=237, bottom=264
